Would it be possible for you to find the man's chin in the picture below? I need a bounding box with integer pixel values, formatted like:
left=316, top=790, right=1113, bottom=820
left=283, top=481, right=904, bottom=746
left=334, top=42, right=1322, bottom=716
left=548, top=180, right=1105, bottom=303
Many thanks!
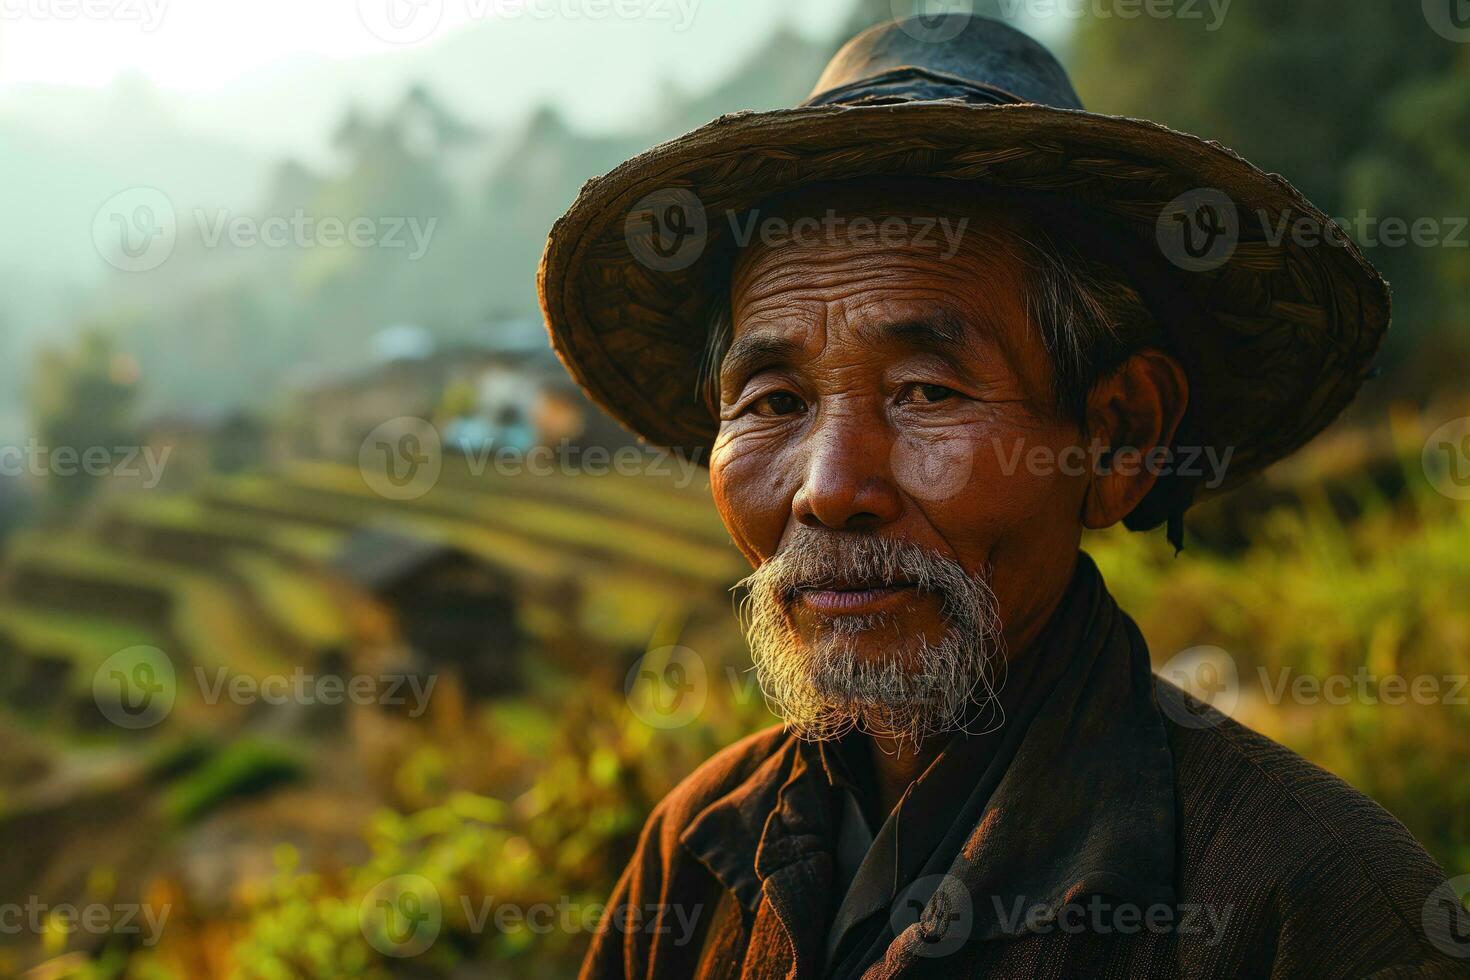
left=792, top=609, right=947, bottom=665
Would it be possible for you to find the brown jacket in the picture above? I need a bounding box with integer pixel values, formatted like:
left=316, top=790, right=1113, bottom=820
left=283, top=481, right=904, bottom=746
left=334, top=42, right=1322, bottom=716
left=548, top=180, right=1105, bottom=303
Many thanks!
left=581, top=560, right=1468, bottom=979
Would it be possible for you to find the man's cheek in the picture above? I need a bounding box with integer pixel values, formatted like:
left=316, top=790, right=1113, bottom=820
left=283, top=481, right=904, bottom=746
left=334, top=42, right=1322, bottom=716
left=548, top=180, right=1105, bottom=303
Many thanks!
left=889, top=429, right=976, bottom=503
left=711, top=432, right=796, bottom=565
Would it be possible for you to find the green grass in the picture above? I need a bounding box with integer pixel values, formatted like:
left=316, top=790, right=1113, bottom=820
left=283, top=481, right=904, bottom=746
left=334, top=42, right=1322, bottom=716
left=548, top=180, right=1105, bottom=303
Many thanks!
left=3, top=530, right=288, bottom=680
left=281, top=461, right=745, bottom=585
left=225, top=550, right=351, bottom=651
left=0, top=606, right=161, bottom=694
left=161, top=738, right=306, bottom=825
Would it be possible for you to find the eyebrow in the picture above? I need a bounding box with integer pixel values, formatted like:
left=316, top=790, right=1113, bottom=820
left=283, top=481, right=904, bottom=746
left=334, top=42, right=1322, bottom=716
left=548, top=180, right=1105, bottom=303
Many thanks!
left=864, top=311, right=971, bottom=353
left=718, top=333, right=806, bottom=391
left=718, top=311, right=979, bottom=394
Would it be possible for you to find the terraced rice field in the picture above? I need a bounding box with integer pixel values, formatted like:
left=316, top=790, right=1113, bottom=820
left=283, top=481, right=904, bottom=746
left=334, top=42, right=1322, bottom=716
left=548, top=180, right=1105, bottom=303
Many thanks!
left=0, top=455, right=746, bottom=731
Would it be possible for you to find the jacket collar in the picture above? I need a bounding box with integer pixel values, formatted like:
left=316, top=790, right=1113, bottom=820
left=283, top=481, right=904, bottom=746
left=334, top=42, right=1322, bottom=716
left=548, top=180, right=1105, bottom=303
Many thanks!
left=678, top=552, right=1176, bottom=947
left=950, top=557, right=1177, bottom=941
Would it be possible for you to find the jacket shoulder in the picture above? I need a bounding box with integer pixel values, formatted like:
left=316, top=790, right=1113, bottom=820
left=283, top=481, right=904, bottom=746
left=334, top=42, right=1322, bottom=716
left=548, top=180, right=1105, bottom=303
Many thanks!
left=1157, top=679, right=1453, bottom=967
left=638, top=724, right=791, bottom=853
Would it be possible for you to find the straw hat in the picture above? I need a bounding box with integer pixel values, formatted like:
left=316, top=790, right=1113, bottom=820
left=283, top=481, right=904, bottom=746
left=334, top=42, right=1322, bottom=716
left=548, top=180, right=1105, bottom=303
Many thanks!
left=538, top=14, right=1388, bottom=530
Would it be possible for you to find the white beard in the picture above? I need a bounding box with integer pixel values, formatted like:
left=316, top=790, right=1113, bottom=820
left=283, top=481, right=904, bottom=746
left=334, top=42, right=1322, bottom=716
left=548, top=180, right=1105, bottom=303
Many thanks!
left=736, top=531, right=1006, bottom=752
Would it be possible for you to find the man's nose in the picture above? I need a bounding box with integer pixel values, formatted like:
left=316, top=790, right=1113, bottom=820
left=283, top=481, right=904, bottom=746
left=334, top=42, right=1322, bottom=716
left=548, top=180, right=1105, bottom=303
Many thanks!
left=791, top=415, right=903, bottom=531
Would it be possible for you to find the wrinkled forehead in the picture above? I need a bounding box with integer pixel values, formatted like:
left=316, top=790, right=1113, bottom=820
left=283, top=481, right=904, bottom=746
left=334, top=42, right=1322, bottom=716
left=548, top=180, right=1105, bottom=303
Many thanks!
left=726, top=178, right=1044, bottom=372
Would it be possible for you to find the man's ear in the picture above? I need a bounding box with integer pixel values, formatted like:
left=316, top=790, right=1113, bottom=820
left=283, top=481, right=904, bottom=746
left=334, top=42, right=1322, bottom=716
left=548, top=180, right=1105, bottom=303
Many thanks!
left=1081, top=348, right=1189, bottom=529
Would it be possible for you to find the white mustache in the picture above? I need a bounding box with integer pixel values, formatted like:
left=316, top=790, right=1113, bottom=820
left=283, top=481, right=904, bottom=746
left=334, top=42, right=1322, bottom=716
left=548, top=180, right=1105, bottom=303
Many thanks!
left=736, top=531, right=1007, bottom=750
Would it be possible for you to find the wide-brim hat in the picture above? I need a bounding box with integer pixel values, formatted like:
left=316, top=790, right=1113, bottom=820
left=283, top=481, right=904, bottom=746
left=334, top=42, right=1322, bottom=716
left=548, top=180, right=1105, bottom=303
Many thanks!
left=537, top=13, right=1388, bottom=527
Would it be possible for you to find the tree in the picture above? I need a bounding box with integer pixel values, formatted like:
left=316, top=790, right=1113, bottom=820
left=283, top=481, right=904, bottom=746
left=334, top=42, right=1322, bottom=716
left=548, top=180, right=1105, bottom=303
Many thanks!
left=30, top=330, right=141, bottom=511
left=1069, top=3, right=1468, bottom=378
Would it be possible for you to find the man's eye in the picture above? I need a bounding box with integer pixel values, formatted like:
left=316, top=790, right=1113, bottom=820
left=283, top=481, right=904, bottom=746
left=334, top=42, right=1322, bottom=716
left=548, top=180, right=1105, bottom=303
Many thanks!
left=752, top=391, right=806, bottom=417
left=907, top=383, right=956, bottom=404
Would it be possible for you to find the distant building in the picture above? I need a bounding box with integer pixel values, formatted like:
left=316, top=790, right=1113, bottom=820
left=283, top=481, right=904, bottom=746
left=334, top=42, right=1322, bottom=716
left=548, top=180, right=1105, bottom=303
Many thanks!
left=330, top=528, right=523, bottom=699
left=294, top=321, right=628, bottom=460
left=138, top=408, right=272, bottom=489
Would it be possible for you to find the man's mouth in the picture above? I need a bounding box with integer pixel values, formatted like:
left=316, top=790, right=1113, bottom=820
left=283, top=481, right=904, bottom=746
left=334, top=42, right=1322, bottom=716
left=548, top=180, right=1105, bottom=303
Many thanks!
left=793, top=580, right=918, bottom=615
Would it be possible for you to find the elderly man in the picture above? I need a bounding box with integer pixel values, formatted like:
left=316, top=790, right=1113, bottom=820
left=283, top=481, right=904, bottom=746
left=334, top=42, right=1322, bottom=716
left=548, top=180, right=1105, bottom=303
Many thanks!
left=539, top=14, right=1467, bottom=979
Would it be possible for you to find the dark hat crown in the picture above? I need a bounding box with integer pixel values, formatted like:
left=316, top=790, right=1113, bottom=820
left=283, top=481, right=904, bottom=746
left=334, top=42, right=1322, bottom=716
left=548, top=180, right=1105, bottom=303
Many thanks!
left=805, top=14, right=1083, bottom=111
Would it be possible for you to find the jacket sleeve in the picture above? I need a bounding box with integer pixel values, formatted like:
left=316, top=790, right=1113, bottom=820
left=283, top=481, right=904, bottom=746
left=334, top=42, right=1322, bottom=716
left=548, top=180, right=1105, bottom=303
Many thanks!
left=579, top=802, right=672, bottom=980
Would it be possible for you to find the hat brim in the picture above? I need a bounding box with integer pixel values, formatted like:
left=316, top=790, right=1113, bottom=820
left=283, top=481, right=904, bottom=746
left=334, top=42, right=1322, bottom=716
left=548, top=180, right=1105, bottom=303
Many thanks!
left=537, top=101, right=1388, bottom=496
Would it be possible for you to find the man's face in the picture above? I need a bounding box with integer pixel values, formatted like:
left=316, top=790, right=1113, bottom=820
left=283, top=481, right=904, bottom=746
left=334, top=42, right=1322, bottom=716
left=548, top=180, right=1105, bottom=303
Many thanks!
left=709, top=186, right=1094, bottom=741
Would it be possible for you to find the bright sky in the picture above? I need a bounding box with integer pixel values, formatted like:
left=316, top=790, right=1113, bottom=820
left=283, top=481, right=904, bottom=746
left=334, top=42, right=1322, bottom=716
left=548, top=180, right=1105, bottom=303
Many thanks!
left=0, top=0, right=853, bottom=91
